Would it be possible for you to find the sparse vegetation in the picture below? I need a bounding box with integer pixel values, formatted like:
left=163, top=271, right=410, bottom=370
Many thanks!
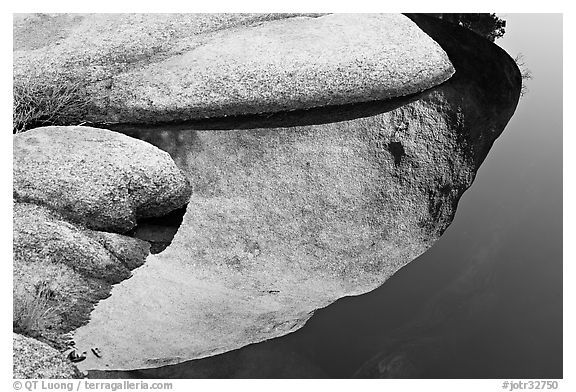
left=513, top=53, right=533, bottom=97
left=428, top=13, right=506, bottom=42
left=13, top=258, right=110, bottom=350
left=13, top=76, right=90, bottom=134
left=13, top=280, right=60, bottom=338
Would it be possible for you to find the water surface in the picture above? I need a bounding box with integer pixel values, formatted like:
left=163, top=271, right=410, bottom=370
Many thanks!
left=98, top=14, right=562, bottom=379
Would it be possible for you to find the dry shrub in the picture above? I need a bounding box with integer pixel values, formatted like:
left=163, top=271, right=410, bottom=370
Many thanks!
left=13, top=280, right=60, bottom=337
left=514, top=53, right=533, bottom=98
left=13, top=76, right=90, bottom=134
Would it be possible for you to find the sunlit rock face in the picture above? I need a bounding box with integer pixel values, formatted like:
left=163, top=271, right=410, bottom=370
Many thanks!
left=72, top=15, right=521, bottom=371
left=13, top=126, right=191, bottom=233
left=13, top=13, right=453, bottom=124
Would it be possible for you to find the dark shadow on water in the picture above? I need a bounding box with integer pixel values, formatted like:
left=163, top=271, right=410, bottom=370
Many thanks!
left=127, top=206, right=188, bottom=254
left=88, top=236, right=498, bottom=379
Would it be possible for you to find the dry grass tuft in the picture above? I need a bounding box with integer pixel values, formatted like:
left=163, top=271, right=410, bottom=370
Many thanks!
left=13, top=280, right=60, bottom=337
left=13, top=76, right=90, bottom=134
left=514, top=53, right=533, bottom=98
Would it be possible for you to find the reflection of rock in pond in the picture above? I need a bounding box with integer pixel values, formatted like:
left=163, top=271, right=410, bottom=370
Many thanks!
left=92, top=341, right=329, bottom=379
left=352, top=257, right=500, bottom=378
left=12, top=13, right=522, bottom=376
left=354, top=337, right=451, bottom=378
left=129, top=206, right=188, bottom=254
left=76, top=14, right=520, bottom=372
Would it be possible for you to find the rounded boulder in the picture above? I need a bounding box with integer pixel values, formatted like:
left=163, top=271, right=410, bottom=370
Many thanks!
left=13, top=126, right=191, bottom=233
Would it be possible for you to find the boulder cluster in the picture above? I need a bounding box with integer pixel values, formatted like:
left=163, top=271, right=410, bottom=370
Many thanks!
left=13, top=126, right=191, bottom=377
left=13, top=13, right=521, bottom=375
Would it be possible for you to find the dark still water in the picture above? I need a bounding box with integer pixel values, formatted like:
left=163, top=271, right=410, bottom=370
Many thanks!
left=99, top=14, right=562, bottom=379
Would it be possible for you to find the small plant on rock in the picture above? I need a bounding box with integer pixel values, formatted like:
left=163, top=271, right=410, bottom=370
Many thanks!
left=13, top=76, right=90, bottom=134
left=13, top=280, right=60, bottom=337
left=513, top=53, right=533, bottom=98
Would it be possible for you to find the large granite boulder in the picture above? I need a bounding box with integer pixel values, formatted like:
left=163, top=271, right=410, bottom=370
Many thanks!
left=13, top=126, right=191, bottom=233
left=13, top=333, right=81, bottom=378
left=71, top=15, right=521, bottom=371
left=13, top=13, right=454, bottom=125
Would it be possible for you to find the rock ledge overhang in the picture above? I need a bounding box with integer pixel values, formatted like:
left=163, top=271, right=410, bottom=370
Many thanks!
left=13, top=13, right=454, bottom=124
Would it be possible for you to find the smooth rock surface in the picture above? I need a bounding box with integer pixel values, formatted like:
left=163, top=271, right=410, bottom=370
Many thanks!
left=72, top=16, right=521, bottom=371
left=13, top=333, right=81, bottom=378
left=13, top=126, right=191, bottom=233
left=13, top=13, right=454, bottom=124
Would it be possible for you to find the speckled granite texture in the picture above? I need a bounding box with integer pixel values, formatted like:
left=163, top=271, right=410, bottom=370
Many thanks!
left=71, top=16, right=520, bottom=371
left=13, top=13, right=454, bottom=124
left=12, top=126, right=189, bottom=357
left=13, top=333, right=81, bottom=378
left=13, top=126, right=191, bottom=233
left=107, top=14, right=454, bottom=122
